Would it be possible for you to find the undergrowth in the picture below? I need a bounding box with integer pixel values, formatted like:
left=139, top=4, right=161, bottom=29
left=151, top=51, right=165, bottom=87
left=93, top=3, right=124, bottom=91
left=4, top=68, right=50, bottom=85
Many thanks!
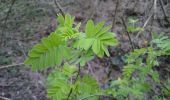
left=25, top=14, right=170, bottom=100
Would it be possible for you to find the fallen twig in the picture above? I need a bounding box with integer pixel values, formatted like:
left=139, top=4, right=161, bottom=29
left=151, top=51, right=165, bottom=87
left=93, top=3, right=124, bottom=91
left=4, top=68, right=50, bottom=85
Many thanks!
left=0, top=96, right=11, bottom=100
left=0, top=63, right=24, bottom=69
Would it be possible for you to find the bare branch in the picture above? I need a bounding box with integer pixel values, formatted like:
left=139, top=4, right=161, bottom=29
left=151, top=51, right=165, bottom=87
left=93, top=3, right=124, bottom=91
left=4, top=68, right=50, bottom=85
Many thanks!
left=54, top=0, right=65, bottom=16
left=0, top=96, right=11, bottom=100
left=136, top=13, right=153, bottom=39
left=111, top=0, right=119, bottom=31
left=159, top=0, right=170, bottom=25
left=121, top=17, right=135, bottom=51
left=0, top=0, right=16, bottom=47
left=0, top=63, right=24, bottom=69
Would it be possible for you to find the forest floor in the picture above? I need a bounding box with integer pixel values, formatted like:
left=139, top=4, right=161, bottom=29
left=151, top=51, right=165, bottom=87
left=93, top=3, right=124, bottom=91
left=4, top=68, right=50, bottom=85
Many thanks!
left=0, top=0, right=170, bottom=100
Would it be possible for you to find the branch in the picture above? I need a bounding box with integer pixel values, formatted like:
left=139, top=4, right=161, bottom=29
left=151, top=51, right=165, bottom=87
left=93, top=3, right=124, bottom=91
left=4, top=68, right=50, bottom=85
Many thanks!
left=0, top=0, right=16, bottom=46
left=0, top=96, right=11, bottom=100
left=152, top=0, right=158, bottom=21
left=111, top=0, right=119, bottom=31
left=135, top=13, right=153, bottom=39
left=0, top=63, right=24, bottom=69
left=135, top=0, right=155, bottom=40
left=54, top=0, right=65, bottom=17
left=121, top=17, right=135, bottom=51
left=158, top=0, right=170, bottom=25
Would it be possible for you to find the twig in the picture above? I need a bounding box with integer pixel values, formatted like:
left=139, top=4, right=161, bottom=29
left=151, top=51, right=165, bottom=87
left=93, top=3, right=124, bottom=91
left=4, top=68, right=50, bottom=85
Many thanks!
left=66, top=65, right=81, bottom=100
left=54, top=0, right=65, bottom=16
left=153, top=0, right=157, bottom=19
left=111, top=0, right=119, bottom=31
left=0, top=0, right=16, bottom=46
left=135, top=0, right=155, bottom=39
left=121, top=17, right=135, bottom=51
left=80, top=94, right=115, bottom=100
left=135, top=13, right=153, bottom=39
left=0, top=96, right=11, bottom=100
left=0, top=63, right=24, bottom=69
left=66, top=88, right=73, bottom=100
left=159, top=0, right=170, bottom=25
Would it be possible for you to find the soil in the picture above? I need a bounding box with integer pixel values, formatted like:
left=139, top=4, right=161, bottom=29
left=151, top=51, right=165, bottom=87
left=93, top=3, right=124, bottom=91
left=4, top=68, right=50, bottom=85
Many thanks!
left=0, top=0, right=170, bottom=100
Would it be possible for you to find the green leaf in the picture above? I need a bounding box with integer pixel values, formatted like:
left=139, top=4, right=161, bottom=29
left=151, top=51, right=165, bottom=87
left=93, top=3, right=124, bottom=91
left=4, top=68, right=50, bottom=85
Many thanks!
left=79, top=51, right=94, bottom=66
left=24, top=33, right=67, bottom=70
left=92, top=39, right=101, bottom=54
left=101, top=44, right=110, bottom=57
left=47, top=73, right=71, bottom=100
left=85, top=20, right=94, bottom=37
left=47, top=64, right=77, bottom=100
left=75, top=22, right=81, bottom=30
left=103, top=38, right=118, bottom=46
left=83, top=38, right=95, bottom=50
left=97, top=25, right=112, bottom=37
left=62, top=63, right=77, bottom=77
left=127, top=26, right=143, bottom=32
left=77, top=75, right=100, bottom=100
left=64, top=13, right=75, bottom=28
left=94, top=21, right=105, bottom=34
left=152, top=32, right=170, bottom=55
left=57, top=14, right=65, bottom=26
left=99, top=32, right=114, bottom=40
left=56, top=14, right=80, bottom=41
left=77, top=20, right=118, bottom=57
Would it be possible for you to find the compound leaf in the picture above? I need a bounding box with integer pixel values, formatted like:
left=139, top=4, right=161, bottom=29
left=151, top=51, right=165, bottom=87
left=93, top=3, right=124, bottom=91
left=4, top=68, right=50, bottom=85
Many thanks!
left=24, top=33, right=66, bottom=70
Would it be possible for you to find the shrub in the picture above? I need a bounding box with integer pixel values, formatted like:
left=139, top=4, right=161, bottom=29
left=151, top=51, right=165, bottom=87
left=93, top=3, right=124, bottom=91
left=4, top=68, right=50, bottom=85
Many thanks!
left=25, top=14, right=170, bottom=100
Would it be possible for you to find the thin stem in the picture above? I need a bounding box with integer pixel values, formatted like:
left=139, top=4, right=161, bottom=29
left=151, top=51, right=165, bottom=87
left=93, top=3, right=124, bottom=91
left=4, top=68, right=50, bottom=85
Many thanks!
left=67, top=88, right=73, bottom=100
left=159, top=0, right=170, bottom=24
left=0, top=63, right=24, bottom=69
left=121, top=17, right=135, bottom=51
left=0, top=96, right=11, bottom=100
left=0, top=0, right=16, bottom=46
left=54, top=0, right=65, bottom=17
left=66, top=65, right=81, bottom=100
left=111, top=0, right=119, bottom=31
left=135, top=13, right=153, bottom=39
